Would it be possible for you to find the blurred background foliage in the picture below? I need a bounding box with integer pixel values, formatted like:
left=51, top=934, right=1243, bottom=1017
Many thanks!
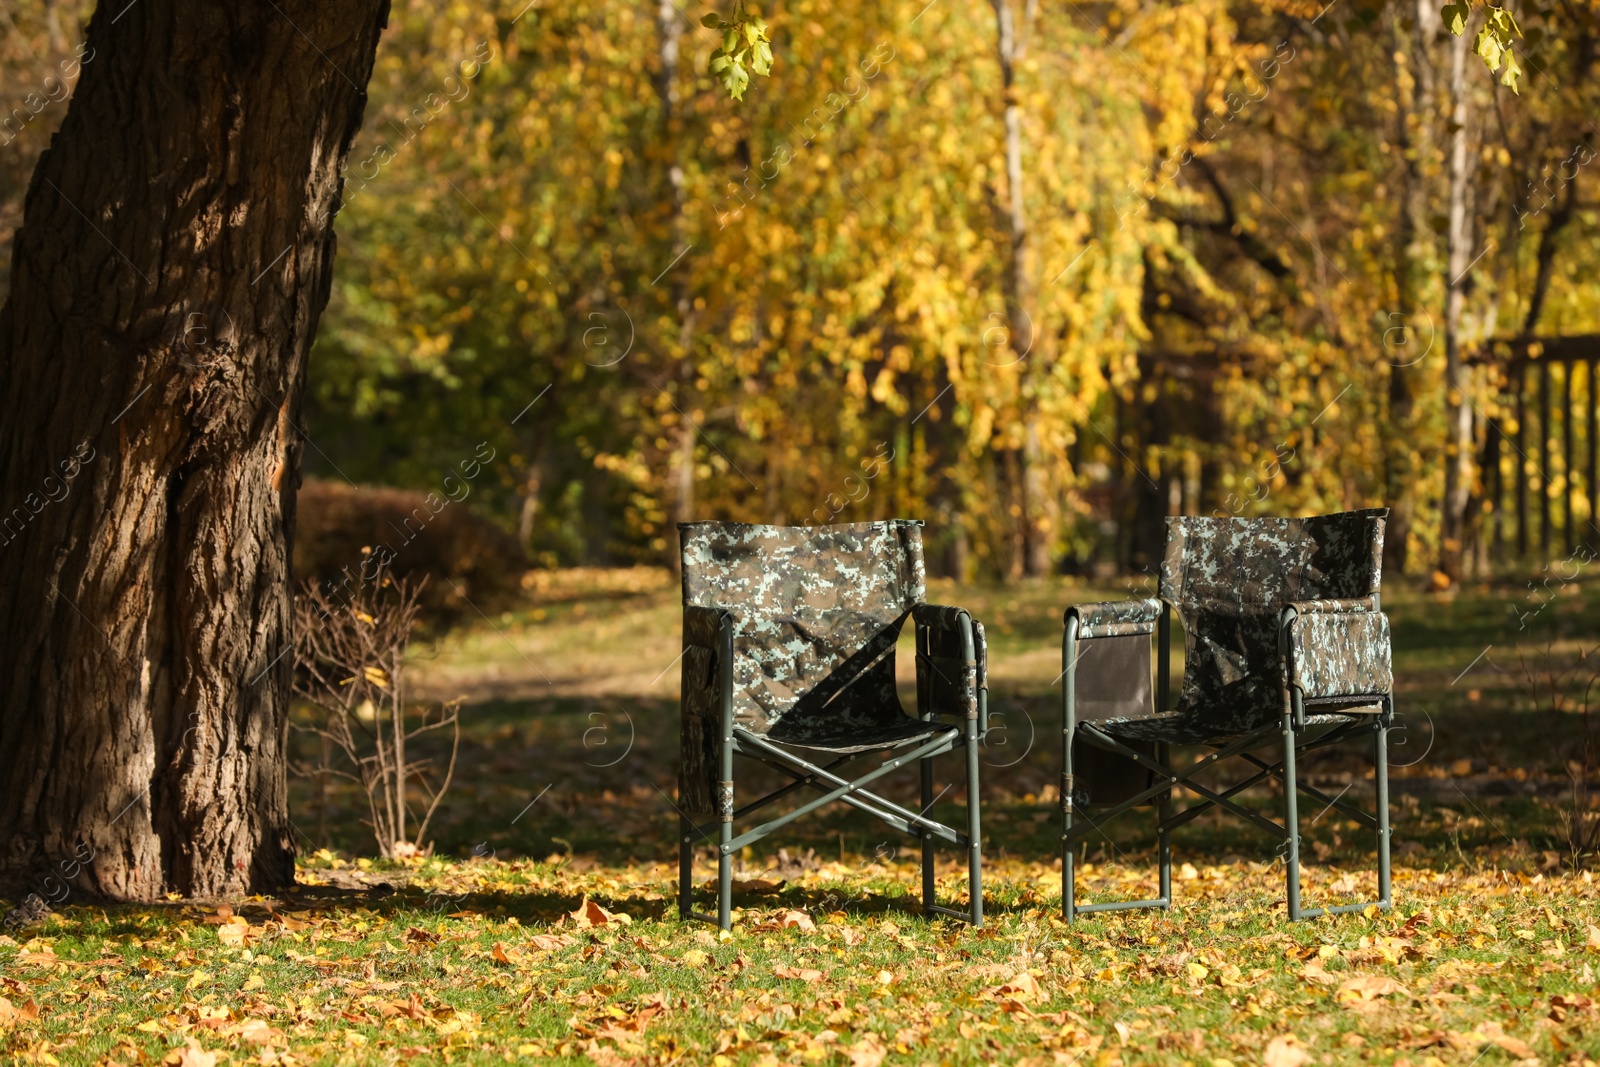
left=4, top=0, right=1599, bottom=582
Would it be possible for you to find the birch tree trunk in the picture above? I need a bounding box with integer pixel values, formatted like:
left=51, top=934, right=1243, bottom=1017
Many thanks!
left=1440, top=26, right=1474, bottom=581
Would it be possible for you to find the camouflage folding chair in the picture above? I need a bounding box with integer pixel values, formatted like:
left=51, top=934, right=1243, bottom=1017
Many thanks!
left=1061, top=509, right=1394, bottom=921
left=676, top=520, right=988, bottom=930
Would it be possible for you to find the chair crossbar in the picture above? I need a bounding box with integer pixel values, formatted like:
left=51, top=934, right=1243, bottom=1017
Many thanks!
left=1075, top=897, right=1171, bottom=914
left=1159, top=722, right=1372, bottom=834
left=760, top=758, right=969, bottom=848
left=1237, top=751, right=1380, bottom=831
left=724, top=728, right=961, bottom=853
left=686, top=752, right=859, bottom=843
left=1299, top=901, right=1383, bottom=919
left=1158, top=762, right=1281, bottom=834
left=1079, top=723, right=1289, bottom=840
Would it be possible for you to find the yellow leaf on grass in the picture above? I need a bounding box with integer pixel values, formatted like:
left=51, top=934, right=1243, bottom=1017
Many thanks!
left=1337, top=974, right=1409, bottom=1007
left=1263, top=1034, right=1312, bottom=1067
left=570, top=898, right=630, bottom=928
left=845, top=1034, right=887, bottom=1067
left=1477, top=1022, right=1535, bottom=1059
left=161, top=1039, right=217, bottom=1067
left=1300, top=960, right=1338, bottom=985
left=781, top=910, right=816, bottom=932
left=0, top=996, right=35, bottom=1028
left=237, top=1019, right=284, bottom=1046
left=681, top=949, right=710, bottom=968
left=990, top=971, right=1041, bottom=1001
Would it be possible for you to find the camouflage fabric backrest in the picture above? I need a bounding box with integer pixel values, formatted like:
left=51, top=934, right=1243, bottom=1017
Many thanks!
left=1157, top=509, right=1386, bottom=732
left=680, top=520, right=927, bottom=735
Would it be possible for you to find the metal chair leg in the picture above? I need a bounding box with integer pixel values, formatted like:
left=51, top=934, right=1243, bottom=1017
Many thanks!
left=966, top=719, right=983, bottom=928
left=1376, top=701, right=1392, bottom=908
left=1157, top=741, right=1173, bottom=910
left=1062, top=623, right=1077, bottom=923
left=1283, top=711, right=1302, bottom=921
left=1062, top=736, right=1076, bottom=924
left=921, top=753, right=935, bottom=918
left=717, top=837, right=732, bottom=931
left=678, top=813, right=693, bottom=921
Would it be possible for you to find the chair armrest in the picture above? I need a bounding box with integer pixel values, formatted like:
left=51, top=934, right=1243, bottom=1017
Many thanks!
left=683, top=605, right=730, bottom=650
left=1065, top=597, right=1162, bottom=639
left=913, top=603, right=986, bottom=730
left=1285, top=596, right=1378, bottom=616
left=1282, top=602, right=1392, bottom=700
left=912, top=603, right=972, bottom=631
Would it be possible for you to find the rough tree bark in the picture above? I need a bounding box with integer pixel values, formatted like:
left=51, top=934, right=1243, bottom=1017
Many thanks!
left=0, top=0, right=391, bottom=900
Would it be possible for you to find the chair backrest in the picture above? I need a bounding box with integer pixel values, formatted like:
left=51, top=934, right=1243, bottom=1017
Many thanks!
left=1157, top=509, right=1386, bottom=731
left=679, top=520, right=926, bottom=735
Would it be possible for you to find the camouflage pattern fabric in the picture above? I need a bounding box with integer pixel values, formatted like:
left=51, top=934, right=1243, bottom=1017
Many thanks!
left=914, top=605, right=987, bottom=724
left=1288, top=606, right=1392, bottom=701
left=679, top=519, right=930, bottom=738
left=1154, top=508, right=1388, bottom=737
left=1083, top=509, right=1389, bottom=744
left=1068, top=597, right=1162, bottom=639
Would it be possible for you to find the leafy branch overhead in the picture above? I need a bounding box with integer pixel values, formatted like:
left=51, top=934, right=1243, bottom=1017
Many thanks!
left=1443, top=1, right=1523, bottom=92
left=703, top=2, right=772, bottom=100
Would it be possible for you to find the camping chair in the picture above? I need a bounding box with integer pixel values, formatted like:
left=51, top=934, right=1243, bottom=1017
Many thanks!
left=1060, top=508, right=1394, bottom=922
left=676, top=519, right=988, bottom=930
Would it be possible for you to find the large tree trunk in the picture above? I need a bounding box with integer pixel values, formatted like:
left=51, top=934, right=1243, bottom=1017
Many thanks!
left=0, top=0, right=390, bottom=900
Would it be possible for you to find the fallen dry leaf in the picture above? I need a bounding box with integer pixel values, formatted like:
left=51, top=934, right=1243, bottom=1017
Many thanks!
left=779, top=909, right=816, bottom=932
left=988, top=970, right=1042, bottom=1002
left=773, top=964, right=823, bottom=982
left=844, top=1033, right=887, bottom=1067
left=1550, top=993, right=1594, bottom=1021
left=1336, top=974, right=1410, bottom=1006
left=1263, top=1033, right=1313, bottom=1067
left=1300, top=959, right=1338, bottom=986
left=529, top=933, right=576, bottom=951
left=1478, top=1021, right=1535, bottom=1059
left=571, top=898, right=631, bottom=928
left=0, top=996, right=34, bottom=1028
left=235, top=1018, right=285, bottom=1046
left=162, top=1038, right=217, bottom=1067
left=733, top=878, right=785, bottom=894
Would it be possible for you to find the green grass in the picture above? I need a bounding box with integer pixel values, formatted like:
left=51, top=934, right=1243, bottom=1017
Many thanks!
left=4, top=573, right=1600, bottom=1065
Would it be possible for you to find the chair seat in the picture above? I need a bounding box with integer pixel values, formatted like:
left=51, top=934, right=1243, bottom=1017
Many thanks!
left=1093, top=703, right=1384, bottom=744
left=763, top=713, right=956, bottom=753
